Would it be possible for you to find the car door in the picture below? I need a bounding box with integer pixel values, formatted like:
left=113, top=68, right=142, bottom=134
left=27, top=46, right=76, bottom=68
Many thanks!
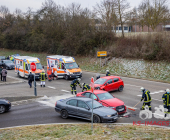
left=104, top=79, right=113, bottom=91
left=77, top=100, right=91, bottom=119
left=113, top=78, right=120, bottom=90
left=66, top=99, right=78, bottom=116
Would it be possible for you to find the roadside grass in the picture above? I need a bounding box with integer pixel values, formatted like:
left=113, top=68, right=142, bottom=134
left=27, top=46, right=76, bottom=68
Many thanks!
left=0, top=124, right=170, bottom=140
left=1, top=48, right=170, bottom=83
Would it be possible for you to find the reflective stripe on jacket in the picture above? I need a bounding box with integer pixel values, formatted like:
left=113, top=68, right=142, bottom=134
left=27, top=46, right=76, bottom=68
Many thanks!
left=40, top=72, right=46, bottom=81
left=141, top=90, right=152, bottom=103
left=82, top=84, right=91, bottom=92
left=162, top=93, right=170, bottom=106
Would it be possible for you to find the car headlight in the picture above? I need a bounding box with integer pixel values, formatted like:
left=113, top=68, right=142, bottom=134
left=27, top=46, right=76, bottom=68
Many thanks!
left=106, top=115, right=112, bottom=117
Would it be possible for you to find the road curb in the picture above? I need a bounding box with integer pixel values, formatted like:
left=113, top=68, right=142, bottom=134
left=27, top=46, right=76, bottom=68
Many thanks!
left=0, top=123, right=170, bottom=130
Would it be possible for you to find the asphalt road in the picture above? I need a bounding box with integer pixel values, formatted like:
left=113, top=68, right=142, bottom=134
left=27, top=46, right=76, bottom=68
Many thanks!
left=0, top=69, right=170, bottom=128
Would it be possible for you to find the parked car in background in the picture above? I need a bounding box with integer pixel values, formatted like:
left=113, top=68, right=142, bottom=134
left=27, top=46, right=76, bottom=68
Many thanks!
left=77, top=90, right=126, bottom=114
left=55, top=97, right=118, bottom=123
left=1, top=60, right=15, bottom=70
left=0, top=56, right=6, bottom=61
left=0, top=99, right=11, bottom=114
left=90, top=76, right=124, bottom=92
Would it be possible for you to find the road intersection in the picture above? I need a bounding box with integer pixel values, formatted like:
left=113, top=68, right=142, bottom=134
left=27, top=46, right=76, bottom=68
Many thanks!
left=0, top=69, right=170, bottom=128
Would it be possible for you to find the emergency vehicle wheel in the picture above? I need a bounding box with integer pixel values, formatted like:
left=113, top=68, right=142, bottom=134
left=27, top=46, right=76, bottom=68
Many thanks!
left=17, top=72, right=20, bottom=77
left=65, top=75, right=69, bottom=80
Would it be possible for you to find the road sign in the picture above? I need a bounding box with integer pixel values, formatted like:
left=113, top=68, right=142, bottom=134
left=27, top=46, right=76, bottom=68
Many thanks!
left=97, top=51, right=107, bottom=57
left=91, top=77, right=94, bottom=92
left=30, top=62, right=36, bottom=72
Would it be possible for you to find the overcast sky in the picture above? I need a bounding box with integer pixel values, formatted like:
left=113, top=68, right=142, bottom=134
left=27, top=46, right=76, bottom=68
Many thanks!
left=0, top=0, right=146, bottom=13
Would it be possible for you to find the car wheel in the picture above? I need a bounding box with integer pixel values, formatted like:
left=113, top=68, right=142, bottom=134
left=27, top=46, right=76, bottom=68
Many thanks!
left=118, top=85, right=124, bottom=92
left=93, top=115, right=101, bottom=123
left=0, top=105, right=6, bottom=114
left=17, top=72, right=20, bottom=77
left=65, top=75, right=69, bottom=80
left=61, top=110, right=68, bottom=119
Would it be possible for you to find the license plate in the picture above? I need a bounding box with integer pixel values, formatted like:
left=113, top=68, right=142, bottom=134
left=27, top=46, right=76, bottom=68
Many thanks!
left=119, top=108, right=124, bottom=111
left=76, top=76, right=80, bottom=78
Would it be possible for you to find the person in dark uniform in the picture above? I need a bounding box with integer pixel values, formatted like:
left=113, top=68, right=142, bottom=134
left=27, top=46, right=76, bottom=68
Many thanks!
left=140, top=87, right=152, bottom=110
left=106, top=70, right=110, bottom=76
left=162, top=89, right=170, bottom=117
left=0, top=66, right=3, bottom=81
left=96, top=73, right=100, bottom=80
left=82, top=83, right=91, bottom=92
left=70, top=78, right=81, bottom=95
left=28, top=72, right=34, bottom=88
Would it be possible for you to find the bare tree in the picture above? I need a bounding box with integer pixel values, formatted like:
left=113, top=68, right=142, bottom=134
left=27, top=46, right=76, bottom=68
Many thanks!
left=137, top=2, right=147, bottom=32
left=114, top=0, right=130, bottom=37
left=94, top=0, right=118, bottom=33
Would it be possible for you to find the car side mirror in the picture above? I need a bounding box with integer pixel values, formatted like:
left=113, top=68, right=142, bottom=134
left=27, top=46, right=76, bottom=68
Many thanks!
left=94, top=98, right=98, bottom=101
left=86, top=107, right=90, bottom=110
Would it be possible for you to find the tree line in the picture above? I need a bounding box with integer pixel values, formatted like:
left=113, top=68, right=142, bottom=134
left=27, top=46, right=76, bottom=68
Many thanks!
left=0, top=0, right=169, bottom=57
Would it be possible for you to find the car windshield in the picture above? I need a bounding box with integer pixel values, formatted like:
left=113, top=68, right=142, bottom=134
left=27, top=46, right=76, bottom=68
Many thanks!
left=97, top=92, right=114, bottom=100
left=65, top=62, right=78, bottom=69
left=86, top=100, right=103, bottom=109
left=0, top=56, right=5, bottom=59
left=4, top=60, right=13, bottom=64
left=94, top=78, right=107, bottom=84
left=28, top=63, right=42, bottom=70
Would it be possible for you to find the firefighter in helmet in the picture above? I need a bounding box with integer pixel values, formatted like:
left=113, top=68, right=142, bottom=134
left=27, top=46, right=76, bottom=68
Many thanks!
left=70, top=78, right=82, bottom=95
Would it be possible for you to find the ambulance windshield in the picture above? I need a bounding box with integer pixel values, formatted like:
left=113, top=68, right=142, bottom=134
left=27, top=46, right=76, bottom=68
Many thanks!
left=28, top=63, right=42, bottom=70
left=65, top=62, right=78, bottom=69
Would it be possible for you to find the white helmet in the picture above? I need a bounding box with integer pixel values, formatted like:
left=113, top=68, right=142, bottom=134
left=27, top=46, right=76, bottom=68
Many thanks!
left=140, top=87, right=144, bottom=91
left=82, top=83, right=85, bottom=87
left=77, top=78, right=81, bottom=82
left=166, top=89, right=170, bottom=92
left=106, top=70, right=109, bottom=72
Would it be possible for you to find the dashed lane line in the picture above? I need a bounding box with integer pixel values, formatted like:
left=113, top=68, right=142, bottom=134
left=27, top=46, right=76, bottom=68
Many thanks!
left=124, top=84, right=141, bottom=88
left=61, top=90, right=70, bottom=93
left=47, top=86, right=56, bottom=89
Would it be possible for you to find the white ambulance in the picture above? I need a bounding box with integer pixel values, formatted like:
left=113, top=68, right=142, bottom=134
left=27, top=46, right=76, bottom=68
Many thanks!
left=46, top=55, right=82, bottom=80
left=14, top=56, right=43, bottom=79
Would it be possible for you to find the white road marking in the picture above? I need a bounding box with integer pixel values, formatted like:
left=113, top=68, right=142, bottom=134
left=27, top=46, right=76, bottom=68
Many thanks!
left=37, top=95, right=74, bottom=107
left=137, top=95, right=142, bottom=97
left=150, top=90, right=164, bottom=94
left=152, top=98, right=162, bottom=102
left=47, top=86, right=56, bottom=89
left=61, top=90, right=70, bottom=93
left=36, top=83, right=40, bottom=85
left=7, top=75, right=22, bottom=80
left=137, top=90, right=164, bottom=96
left=124, top=84, right=141, bottom=88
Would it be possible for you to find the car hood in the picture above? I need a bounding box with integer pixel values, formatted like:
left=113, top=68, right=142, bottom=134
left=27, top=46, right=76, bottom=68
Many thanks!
left=93, top=106, right=117, bottom=116
left=93, top=84, right=103, bottom=87
left=100, top=98, right=124, bottom=107
left=6, top=64, right=14, bottom=66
